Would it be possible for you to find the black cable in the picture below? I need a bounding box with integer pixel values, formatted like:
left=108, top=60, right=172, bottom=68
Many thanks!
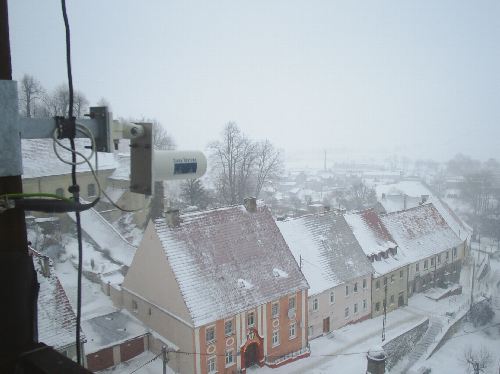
left=14, top=198, right=99, bottom=213
left=61, top=0, right=83, bottom=365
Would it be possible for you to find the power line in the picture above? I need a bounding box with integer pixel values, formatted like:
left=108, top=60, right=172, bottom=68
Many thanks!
left=127, top=353, right=162, bottom=374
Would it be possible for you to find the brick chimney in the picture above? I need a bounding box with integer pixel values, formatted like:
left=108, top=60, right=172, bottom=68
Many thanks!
left=150, top=181, right=165, bottom=220
left=244, top=197, right=257, bottom=213
left=165, top=208, right=181, bottom=227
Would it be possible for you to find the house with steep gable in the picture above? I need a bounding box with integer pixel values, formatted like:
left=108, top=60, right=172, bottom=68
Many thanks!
left=30, top=248, right=85, bottom=363
left=345, top=209, right=409, bottom=317
left=121, top=198, right=309, bottom=374
left=380, top=204, right=466, bottom=296
left=277, top=212, right=373, bottom=339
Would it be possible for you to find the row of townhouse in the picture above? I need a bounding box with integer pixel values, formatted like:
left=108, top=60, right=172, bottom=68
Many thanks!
left=279, top=203, right=467, bottom=338
left=117, top=198, right=467, bottom=373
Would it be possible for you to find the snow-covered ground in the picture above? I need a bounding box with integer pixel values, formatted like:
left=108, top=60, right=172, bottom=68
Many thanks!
left=55, top=260, right=116, bottom=321
left=253, top=268, right=482, bottom=374
left=97, top=351, right=174, bottom=374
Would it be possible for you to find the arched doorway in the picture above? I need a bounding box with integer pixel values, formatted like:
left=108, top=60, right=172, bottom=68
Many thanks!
left=245, top=343, right=258, bottom=368
left=240, top=328, right=264, bottom=371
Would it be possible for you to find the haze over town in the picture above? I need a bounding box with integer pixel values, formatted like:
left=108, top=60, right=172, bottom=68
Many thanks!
left=9, top=0, right=500, bottom=161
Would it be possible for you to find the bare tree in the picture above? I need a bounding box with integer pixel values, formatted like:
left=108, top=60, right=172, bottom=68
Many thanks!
left=96, top=97, right=111, bottom=110
left=209, top=123, right=283, bottom=205
left=462, top=346, right=492, bottom=374
left=19, top=74, right=44, bottom=118
left=209, top=122, right=250, bottom=205
left=151, top=120, right=176, bottom=150
left=40, top=84, right=88, bottom=118
left=236, top=137, right=257, bottom=202
left=73, top=91, right=89, bottom=118
left=254, top=140, right=283, bottom=198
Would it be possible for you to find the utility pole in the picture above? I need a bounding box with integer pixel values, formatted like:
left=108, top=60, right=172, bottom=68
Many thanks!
left=162, top=345, right=168, bottom=374
left=0, top=0, right=38, bottom=367
left=382, top=281, right=387, bottom=342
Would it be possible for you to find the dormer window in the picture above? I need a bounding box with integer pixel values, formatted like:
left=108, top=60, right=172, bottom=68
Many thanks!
left=273, top=268, right=289, bottom=278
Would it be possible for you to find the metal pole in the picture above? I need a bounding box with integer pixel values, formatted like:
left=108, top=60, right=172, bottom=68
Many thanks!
left=382, top=280, right=387, bottom=342
left=0, top=0, right=38, bottom=367
left=162, top=345, right=167, bottom=374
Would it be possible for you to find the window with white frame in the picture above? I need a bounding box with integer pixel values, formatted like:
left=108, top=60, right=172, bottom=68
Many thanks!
left=207, top=356, right=216, bottom=373
left=206, top=326, right=215, bottom=343
left=424, top=260, right=428, bottom=269
left=312, top=298, right=319, bottom=311
left=289, top=322, right=296, bottom=339
left=363, top=299, right=367, bottom=310
left=416, top=263, right=420, bottom=272
left=345, top=285, right=349, bottom=296
left=354, top=282, right=358, bottom=292
left=330, top=290, right=335, bottom=304
left=288, top=296, right=296, bottom=311
left=225, top=320, right=233, bottom=336
left=225, top=350, right=234, bottom=366
left=363, top=278, right=367, bottom=289
left=390, top=295, right=395, bottom=304
left=131, top=299, right=138, bottom=312
left=383, top=277, right=387, bottom=286
left=344, top=307, right=349, bottom=318
left=247, top=312, right=255, bottom=327
left=354, top=303, right=358, bottom=314
left=431, top=257, right=435, bottom=266
left=453, top=247, right=457, bottom=257
left=390, top=274, right=394, bottom=283
left=272, top=302, right=279, bottom=318
left=376, top=280, right=380, bottom=289
left=272, top=330, right=280, bottom=346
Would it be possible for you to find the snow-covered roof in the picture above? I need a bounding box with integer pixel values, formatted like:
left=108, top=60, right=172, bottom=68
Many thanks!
left=109, top=153, right=131, bottom=181
left=380, top=204, right=463, bottom=263
left=22, top=139, right=117, bottom=179
left=82, top=310, right=148, bottom=353
left=68, top=207, right=137, bottom=266
left=156, top=203, right=308, bottom=327
left=277, top=213, right=372, bottom=295
left=378, top=194, right=423, bottom=214
left=375, top=180, right=471, bottom=241
left=31, top=249, right=81, bottom=350
left=345, top=210, right=407, bottom=276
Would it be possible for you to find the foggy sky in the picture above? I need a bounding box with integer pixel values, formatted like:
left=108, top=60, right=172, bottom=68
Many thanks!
left=9, top=0, right=500, bottom=163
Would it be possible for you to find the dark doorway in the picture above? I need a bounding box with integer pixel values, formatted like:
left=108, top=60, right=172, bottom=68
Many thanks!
left=398, top=293, right=404, bottom=307
left=245, top=343, right=258, bottom=368
left=323, top=317, right=330, bottom=333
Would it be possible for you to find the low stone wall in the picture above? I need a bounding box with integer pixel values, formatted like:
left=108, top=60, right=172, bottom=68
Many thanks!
left=427, top=299, right=489, bottom=359
left=383, top=318, right=429, bottom=370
